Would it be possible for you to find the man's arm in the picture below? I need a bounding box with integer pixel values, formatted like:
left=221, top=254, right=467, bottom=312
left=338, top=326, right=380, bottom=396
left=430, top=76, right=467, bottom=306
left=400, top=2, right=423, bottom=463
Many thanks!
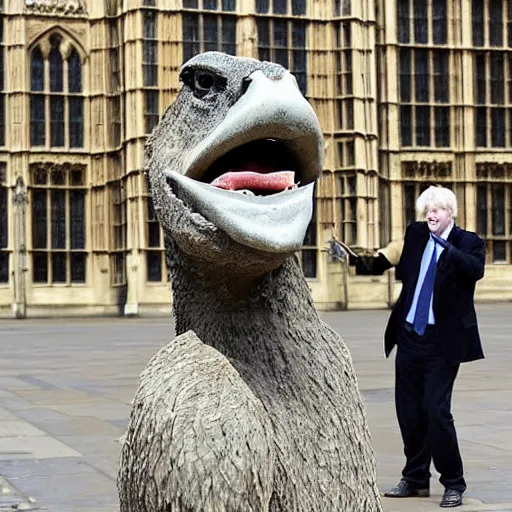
left=353, top=239, right=404, bottom=276
left=432, top=234, right=485, bottom=282
left=378, top=239, right=404, bottom=266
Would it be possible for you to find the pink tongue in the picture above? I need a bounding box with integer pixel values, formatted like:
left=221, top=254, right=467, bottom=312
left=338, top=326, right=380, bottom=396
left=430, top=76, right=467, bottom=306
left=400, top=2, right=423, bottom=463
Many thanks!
left=211, top=171, right=295, bottom=191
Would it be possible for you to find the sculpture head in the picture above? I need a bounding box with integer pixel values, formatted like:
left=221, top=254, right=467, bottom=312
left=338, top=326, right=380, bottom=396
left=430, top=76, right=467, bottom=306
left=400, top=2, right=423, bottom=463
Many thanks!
left=146, top=52, right=324, bottom=275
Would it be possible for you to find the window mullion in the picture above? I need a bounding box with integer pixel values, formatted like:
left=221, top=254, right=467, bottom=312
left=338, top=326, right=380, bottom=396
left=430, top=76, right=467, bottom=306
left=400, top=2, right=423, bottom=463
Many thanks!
left=409, top=0, right=413, bottom=41
left=411, top=48, right=416, bottom=146
left=64, top=59, right=69, bottom=148
left=47, top=186, right=52, bottom=283
left=487, top=184, right=492, bottom=237
left=64, top=94, right=69, bottom=148
left=429, top=50, right=433, bottom=147
left=287, top=21, right=291, bottom=71
left=428, top=0, right=432, bottom=45
left=270, top=20, right=274, bottom=62
left=485, top=0, right=489, bottom=47
left=45, top=56, right=50, bottom=148
left=506, top=183, right=510, bottom=239
left=66, top=187, right=70, bottom=284
left=486, top=52, right=490, bottom=145
left=217, top=16, right=221, bottom=49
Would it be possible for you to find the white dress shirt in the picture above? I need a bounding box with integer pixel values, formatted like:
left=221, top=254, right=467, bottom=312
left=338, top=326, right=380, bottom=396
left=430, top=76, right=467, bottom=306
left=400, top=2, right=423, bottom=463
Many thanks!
left=406, top=222, right=454, bottom=326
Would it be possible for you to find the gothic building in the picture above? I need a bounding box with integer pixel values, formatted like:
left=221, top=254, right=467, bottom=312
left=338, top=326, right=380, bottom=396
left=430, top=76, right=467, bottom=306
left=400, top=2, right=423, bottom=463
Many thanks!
left=0, top=0, right=510, bottom=317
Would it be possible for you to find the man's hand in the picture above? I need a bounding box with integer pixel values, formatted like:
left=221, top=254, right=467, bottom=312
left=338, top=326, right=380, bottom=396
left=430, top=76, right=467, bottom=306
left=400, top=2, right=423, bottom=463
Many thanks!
left=431, top=234, right=451, bottom=251
left=354, top=253, right=393, bottom=275
left=347, top=252, right=360, bottom=266
left=431, top=232, right=485, bottom=281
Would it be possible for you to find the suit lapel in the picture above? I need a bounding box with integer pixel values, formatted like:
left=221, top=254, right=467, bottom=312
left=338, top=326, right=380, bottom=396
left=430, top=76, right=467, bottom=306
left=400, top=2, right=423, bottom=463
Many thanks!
left=437, top=224, right=461, bottom=272
left=433, top=225, right=461, bottom=312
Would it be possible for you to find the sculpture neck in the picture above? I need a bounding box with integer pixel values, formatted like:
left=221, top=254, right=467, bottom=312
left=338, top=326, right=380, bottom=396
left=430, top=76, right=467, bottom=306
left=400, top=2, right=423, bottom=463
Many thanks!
left=169, top=246, right=319, bottom=365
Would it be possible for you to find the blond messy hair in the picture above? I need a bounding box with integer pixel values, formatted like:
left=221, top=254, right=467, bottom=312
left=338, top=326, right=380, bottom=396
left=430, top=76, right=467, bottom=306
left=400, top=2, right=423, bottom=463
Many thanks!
left=416, top=185, right=458, bottom=219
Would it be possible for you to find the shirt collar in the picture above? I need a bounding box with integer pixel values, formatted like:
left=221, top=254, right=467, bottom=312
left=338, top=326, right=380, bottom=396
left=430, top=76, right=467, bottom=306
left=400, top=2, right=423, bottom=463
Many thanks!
left=440, top=221, right=454, bottom=240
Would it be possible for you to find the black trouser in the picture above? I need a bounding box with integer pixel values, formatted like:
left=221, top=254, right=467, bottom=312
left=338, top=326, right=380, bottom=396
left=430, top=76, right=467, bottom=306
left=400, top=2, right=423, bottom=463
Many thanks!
left=395, top=324, right=466, bottom=492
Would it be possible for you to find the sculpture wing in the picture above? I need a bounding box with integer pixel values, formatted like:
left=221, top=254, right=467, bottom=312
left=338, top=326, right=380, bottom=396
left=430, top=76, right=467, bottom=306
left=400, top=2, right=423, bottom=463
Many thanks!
left=118, top=330, right=275, bottom=512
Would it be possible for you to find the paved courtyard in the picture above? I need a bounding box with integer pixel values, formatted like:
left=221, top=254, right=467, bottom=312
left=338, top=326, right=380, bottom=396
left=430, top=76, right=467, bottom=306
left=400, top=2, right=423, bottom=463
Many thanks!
left=0, top=304, right=510, bottom=511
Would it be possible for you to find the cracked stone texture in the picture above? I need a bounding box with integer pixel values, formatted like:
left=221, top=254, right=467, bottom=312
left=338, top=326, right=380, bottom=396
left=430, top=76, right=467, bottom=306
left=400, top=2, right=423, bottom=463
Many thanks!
left=0, top=304, right=510, bottom=511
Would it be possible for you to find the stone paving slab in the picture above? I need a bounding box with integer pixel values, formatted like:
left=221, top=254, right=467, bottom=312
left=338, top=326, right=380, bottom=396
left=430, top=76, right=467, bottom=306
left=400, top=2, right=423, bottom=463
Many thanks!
left=0, top=305, right=509, bottom=511
left=0, top=434, right=81, bottom=461
left=0, top=476, right=34, bottom=511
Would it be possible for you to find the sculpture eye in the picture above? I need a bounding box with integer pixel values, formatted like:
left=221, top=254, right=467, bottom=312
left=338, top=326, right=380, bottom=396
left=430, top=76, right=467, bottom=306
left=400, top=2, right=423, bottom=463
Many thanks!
left=180, top=67, right=226, bottom=99
left=195, top=71, right=214, bottom=92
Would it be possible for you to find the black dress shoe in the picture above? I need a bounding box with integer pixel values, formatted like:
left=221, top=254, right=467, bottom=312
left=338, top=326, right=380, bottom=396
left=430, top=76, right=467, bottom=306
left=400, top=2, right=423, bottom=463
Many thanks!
left=384, top=478, right=430, bottom=498
left=440, top=488, right=463, bottom=508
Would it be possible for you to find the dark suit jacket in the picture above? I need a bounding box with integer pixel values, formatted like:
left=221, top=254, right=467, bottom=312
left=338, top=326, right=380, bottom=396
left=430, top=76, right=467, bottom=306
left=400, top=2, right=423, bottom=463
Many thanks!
left=377, top=222, right=485, bottom=364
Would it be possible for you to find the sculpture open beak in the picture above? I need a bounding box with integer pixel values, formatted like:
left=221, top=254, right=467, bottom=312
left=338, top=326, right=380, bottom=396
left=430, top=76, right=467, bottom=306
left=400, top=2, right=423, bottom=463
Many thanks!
left=165, top=70, right=324, bottom=254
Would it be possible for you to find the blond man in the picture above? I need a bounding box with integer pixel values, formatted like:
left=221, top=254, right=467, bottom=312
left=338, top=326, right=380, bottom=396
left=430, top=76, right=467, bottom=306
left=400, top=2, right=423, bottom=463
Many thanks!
left=352, top=186, right=485, bottom=508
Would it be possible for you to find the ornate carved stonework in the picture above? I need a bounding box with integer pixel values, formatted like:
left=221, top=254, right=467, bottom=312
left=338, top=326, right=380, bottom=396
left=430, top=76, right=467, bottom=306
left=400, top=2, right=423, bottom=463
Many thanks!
left=25, top=0, right=87, bottom=16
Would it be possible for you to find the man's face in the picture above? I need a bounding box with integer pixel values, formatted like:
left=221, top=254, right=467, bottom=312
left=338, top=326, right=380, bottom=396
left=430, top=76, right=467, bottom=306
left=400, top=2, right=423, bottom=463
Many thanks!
left=425, top=205, right=452, bottom=236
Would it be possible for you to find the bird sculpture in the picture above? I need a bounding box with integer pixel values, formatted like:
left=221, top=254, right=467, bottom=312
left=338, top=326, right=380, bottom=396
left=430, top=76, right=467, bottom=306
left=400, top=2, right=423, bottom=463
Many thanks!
left=118, top=51, right=382, bottom=512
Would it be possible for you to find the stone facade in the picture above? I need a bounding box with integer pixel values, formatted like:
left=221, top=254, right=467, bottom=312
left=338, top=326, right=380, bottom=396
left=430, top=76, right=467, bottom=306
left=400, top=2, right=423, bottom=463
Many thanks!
left=0, top=0, right=510, bottom=317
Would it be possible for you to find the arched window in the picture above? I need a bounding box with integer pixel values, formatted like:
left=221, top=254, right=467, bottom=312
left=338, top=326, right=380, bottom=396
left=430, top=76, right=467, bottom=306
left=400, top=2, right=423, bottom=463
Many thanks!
left=29, top=35, right=84, bottom=149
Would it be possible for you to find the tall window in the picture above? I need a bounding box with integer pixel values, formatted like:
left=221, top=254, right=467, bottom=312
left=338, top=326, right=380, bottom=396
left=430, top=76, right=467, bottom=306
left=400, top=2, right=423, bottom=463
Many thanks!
left=337, top=172, right=357, bottom=246
left=399, top=49, right=450, bottom=147
left=0, top=13, right=5, bottom=147
left=0, top=164, right=8, bottom=283
left=182, top=13, right=237, bottom=64
left=146, top=198, right=166, bottom=282
left=474, top=52, right=512, bottom=148
left=476, top=163, right=512, bottom=263
left=401, top=162, right=456, bottom=227
left=29, top=35, right=84, bottom=148
left=337, top=139, right=355, bottom=169
left=143, top=11, right=157, bottom=86
left=333, top=141, right=358, bottom=245
left=30, top=165, right=87, bottom=284
left=111, top=179, right=127, bottom=285
left=301, top=196, right=317, bottom=278
left=398, top=0, right=447, bottom=45
left=107, top=155, right=126, bottom=285
left=472, top=0, right=512, bottom=47
left=142, top=173, right=165, bottom=282
left=379, top=177, right=391, bottom=247
left=257, top=19, right=307, bottom=95
left=108, top=19, right=122, bottom=147
left=334, top=22, right=353, bottom=130
left=143, top=8, right=160, bottom=134
left=144, top=91, right=159, bottom=134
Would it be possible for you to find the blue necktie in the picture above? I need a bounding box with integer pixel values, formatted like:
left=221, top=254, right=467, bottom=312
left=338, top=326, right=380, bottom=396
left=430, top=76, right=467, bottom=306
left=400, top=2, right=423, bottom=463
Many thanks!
left=413, top=243, right=438, bottom=336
